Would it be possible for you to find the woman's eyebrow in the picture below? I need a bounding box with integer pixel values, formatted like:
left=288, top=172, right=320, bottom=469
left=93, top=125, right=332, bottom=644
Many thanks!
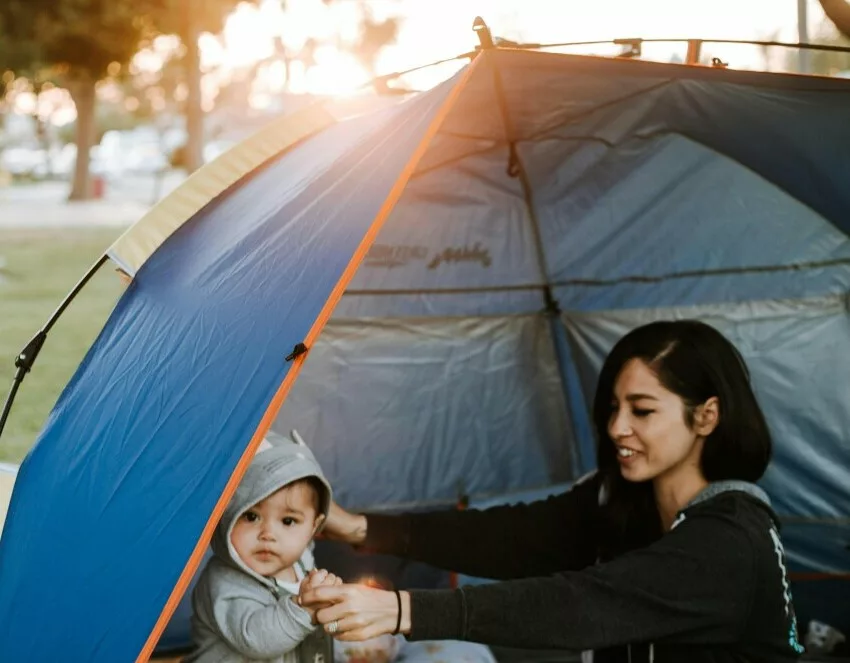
left=625, top=393, right=659, bottom=402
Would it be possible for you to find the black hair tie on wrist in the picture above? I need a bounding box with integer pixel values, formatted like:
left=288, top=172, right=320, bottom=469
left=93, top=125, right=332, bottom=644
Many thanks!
left=392, top=589, right=402, bottom=635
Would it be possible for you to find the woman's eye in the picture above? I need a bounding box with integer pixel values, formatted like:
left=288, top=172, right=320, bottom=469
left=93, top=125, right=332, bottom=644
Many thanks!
left=632, top=408, right=654, bottom=418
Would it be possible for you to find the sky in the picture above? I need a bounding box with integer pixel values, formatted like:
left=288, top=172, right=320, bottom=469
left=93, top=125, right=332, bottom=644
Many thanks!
left=376, top=0, right=808, bottom=68
left=202, top=0, right=833, bottom=95
left=11, top=0, right=839, bottom=124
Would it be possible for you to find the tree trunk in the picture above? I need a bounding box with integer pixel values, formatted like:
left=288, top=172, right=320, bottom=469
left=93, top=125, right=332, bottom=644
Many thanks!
left=33, top=84, right=53, bottom=177
left=68, top=75, right=97, bottom=201
left=819, top=0, right=850, bottom=39
left=283, top=53, right=292, bottom=92
left=184, top=0, right=205, bottom=174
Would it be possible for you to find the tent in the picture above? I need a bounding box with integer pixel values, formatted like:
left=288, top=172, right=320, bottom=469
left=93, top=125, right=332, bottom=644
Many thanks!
left=1, top=48, right=849, bottom=660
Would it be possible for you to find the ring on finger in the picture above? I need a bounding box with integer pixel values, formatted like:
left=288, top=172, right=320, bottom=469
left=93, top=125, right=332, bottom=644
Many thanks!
left=327, top=619, right=339, bottom=634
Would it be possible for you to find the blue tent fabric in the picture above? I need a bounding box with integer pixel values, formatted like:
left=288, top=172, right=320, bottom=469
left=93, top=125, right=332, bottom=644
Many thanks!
left=0, top=73, right=463, bottom=660
left=478, top=52, right=850, bottom=235
left=1, top=51, right=849, bottom=659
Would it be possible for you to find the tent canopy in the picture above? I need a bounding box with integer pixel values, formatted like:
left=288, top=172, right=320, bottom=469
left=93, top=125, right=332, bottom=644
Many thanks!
left=1, top=50, right=849, bottom=661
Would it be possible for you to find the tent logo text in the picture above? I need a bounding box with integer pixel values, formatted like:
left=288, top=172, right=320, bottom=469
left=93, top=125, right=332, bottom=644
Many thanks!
left=364, top=243, right=492, bottom=269
left=364, top=244, right=429, bottom=268
left=427, top=242, right=492, bottom=269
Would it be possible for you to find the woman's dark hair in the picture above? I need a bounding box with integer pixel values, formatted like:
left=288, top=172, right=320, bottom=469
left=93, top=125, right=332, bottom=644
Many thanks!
left=592, top=319, right=772, bottom=556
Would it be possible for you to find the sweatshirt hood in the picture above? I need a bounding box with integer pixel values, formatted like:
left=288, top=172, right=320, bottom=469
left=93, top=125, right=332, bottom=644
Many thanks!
left=686, top=480, right=771, bottom=510
left=211, top=430, right=332, bottom=587
left=678, top=479, right=779, bottom=528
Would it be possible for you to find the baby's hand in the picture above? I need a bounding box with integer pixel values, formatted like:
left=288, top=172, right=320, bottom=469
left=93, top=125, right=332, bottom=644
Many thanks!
left=296, top=569, right=342, bottom=619
left=304, top=568, right=343, bottom=591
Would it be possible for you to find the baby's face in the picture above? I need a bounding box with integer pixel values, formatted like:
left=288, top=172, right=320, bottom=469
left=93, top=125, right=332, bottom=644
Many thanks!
left=230, top=482, right=321, bottom=580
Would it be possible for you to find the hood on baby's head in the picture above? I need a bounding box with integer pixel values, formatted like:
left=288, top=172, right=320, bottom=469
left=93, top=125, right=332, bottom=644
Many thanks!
left=211, top=429, right=332, bottom=580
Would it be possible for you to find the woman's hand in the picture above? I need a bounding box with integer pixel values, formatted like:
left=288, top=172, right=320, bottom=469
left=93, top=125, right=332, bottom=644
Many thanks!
left=299, top=583, right=411, bottom=641
left=320, top=501, right=368, bottom=545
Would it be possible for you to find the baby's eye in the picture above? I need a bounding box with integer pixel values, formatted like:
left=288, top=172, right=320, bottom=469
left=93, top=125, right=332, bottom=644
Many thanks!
left=243, top=511, right=259, bottom=523
left=282, top=517, right=296, bottom=526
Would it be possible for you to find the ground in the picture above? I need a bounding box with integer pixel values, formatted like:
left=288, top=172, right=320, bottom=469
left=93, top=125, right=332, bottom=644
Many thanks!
left=0, top=226, right=126, bottom=462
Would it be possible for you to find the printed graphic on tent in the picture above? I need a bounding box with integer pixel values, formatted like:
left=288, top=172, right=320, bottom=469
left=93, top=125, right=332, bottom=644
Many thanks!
left=1, top=46, right=850, bottom=661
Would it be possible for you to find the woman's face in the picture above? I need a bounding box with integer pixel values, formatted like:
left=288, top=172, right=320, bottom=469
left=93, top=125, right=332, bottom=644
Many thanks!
left=607, top=358, right=712, bottom=484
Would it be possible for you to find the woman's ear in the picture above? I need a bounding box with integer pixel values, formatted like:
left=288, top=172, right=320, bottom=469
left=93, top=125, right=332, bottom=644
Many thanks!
left=694, top=397, right=720, bottom=437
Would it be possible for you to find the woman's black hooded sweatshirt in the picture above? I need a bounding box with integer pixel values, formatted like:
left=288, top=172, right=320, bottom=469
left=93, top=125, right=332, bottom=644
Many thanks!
left=362, top=475, right=804, bottom=662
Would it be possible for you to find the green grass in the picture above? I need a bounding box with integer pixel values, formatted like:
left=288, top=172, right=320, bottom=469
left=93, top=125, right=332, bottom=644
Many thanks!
left=0, top=228, right=125, bottom=462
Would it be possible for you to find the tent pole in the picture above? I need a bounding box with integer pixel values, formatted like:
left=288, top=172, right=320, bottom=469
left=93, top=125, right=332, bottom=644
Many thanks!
left=484, top=52, right=596, bottom=477
left=544, top=312, right=597, bottom=476
left=364, top=37, right=850, bottom=98
left=797, top=0, right=812, bottom=73
left=0, top=255, right=109, bottom=443
left=512, top=152, right=596, bottom=476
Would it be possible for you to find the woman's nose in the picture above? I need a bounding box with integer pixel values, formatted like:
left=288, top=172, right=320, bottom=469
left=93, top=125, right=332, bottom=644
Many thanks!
left=609, top=409, right=631, bottom=439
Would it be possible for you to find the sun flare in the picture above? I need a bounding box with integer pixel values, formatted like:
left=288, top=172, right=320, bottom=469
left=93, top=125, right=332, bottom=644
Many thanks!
left=205, top=0, right=373, bottom=98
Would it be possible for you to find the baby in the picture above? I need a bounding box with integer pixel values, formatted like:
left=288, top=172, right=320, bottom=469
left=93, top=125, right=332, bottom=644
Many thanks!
left=187, top=431, right=339, bottom=663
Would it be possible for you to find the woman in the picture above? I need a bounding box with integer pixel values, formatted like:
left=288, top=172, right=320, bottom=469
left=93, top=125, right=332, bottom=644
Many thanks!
left=300, top=320, right=804, bottom=662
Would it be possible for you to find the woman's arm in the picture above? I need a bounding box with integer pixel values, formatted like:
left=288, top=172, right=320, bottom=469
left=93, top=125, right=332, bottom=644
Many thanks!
left=325, top=475, right=601, bottom=579
left=407, top=512, right=756, bottom=650
left=306, top=511, right=756, bottom=651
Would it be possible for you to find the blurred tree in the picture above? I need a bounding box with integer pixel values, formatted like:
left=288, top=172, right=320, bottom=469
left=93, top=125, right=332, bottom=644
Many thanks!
left=818, top=0, right=850, bottom=39
left=0, top=22, right=13, bottom=106
left=163, top=0, right=400, bottom=173
left=151, top=0, right=260, bottom=174
left=2, top=0, right=404, bottom=192
left=807, top=30, right=850, bottom=74
left=781, top=19, right=850, bottom=74
left=55, top=102, right=151, bottom=147
left=0, top=66, right=61, bottom=173
left=0, top=0, right=165, bottom=199
left=0, top=11, right=41, bottom=132
left=114, top=44, right=184, bottom=134
left=351, top=6, right=400, bottom=78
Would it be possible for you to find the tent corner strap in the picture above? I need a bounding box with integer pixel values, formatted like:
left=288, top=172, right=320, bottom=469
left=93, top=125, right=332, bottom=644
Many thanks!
left=285, top=342, right=309, bottom=362
left=14, top=331, right=48, bottom=378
